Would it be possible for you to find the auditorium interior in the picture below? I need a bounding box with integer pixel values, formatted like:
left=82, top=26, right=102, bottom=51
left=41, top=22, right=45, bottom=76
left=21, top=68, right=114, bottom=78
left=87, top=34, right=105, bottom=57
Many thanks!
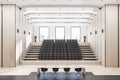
left=0, top=0, right=120, bottom=80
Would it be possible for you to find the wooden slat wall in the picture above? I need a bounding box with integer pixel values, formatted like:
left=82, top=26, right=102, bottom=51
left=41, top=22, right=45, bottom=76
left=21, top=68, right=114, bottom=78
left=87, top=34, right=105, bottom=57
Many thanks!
left=119, top=5, right=120, bottom=67
left=0, top=5, right=1, bottom=67
left=105, top=4, right=119, bottom=67
left=3, top=5, right=16, bottom=67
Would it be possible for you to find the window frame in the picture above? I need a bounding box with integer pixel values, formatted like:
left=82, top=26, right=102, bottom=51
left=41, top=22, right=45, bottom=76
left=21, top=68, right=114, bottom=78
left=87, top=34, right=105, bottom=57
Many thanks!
left=71, top=26, right=81, bottom=42
left=55, top=26, right=65, bottom=40
left=39, top=26, right=49, bottom=42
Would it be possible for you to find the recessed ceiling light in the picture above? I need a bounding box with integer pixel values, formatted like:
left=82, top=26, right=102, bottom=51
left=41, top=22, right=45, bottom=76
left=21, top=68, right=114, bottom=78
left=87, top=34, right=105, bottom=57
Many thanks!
left=85, top=0, right=87, bottom=1
left=69, top=0, right=72, bottom=1
left=101, top=0, right=104, bottom=1
left=53, top=0, right=56, bottom=1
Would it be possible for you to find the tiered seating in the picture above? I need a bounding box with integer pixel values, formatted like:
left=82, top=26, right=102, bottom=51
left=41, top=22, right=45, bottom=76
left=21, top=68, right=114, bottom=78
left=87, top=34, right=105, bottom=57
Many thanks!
left=38, top=39, right=82, bottom=60
left=67, top=40, right=82, bottom=60
left=38, top=40, right=54, bottom=60
left=53, top=40, right=67, bottom=60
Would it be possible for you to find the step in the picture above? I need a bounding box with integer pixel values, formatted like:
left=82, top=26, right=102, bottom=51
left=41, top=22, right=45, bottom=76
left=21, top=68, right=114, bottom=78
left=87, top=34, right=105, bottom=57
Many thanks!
left=25, top=56, right=38, bottom=58
left=81, top=51, right=93, bottom=53
left=82, top=56, right=96, bottom=58
left=29, top=50, right=40, bottom=51
left=80, top=46, right=90, bottom=47
left=82, top=54, right=95, bottom=57
left=80, top=48, right=92, bottom=50
left=27, top=51, right=40, bottom=53
left=82, top=58, right=97, bottom=60
left=30, top=47, right=40, bottom=49
left=23, top=58, right=38, bottom=60
left=80, top=47, right=91, bottom=49
left=25, top=55, right=39, bottom=57
left=81, top=53, right=95, bottom=55
left=31, top=46, right=41, bottom=47
left=29, top=48, right=40, bottom=50
left=26, top=53, right=39, bottom=55
left=80, top=49, right=93, bottom=51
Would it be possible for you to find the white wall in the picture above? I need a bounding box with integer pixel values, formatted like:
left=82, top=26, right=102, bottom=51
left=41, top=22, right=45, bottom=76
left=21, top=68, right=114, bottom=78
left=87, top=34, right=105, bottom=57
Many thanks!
left=32, top=23, right=88, bottom=42
left=101, top=7, right=105, bottom=66
left=88, top=4, right=119, bottom=67
left=26, top=23, right=32, bottom=49
left=22, top=15, right=26, bottom=57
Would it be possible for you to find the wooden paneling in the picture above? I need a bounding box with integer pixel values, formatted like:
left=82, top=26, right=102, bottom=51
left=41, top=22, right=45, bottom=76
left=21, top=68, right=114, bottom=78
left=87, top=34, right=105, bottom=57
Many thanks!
left=105, top=5, right=119, bottom=67
left=0, top=5, right=1, bottom=67
left=119, top=5, right=120, bottom=67
left=3, top=5, right=16, bottom=67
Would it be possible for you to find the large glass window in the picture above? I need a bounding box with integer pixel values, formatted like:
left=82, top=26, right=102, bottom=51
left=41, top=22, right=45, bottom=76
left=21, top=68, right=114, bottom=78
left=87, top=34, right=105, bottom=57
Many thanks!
left=39, top=27, right=49, bottom=41
left=71, top=27, right=81, bottom=41
left=55, top=27, right=65, bottom=39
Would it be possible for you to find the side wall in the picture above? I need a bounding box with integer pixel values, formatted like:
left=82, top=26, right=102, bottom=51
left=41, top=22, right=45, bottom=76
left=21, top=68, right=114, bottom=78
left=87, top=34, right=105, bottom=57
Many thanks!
left=3, top=5, right=16, bottom=67
left=105, top=4, right=119, bottom=67
left=88, top=4, right=119, bottom=67
left=0, top=5, right=1, bottom=67
left=119, top=5, right=120, bottom=67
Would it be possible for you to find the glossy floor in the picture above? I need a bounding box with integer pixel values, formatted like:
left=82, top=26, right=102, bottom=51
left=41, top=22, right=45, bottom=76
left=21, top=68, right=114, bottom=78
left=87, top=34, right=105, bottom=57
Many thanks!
left=0, top=65, right=120, bottom=76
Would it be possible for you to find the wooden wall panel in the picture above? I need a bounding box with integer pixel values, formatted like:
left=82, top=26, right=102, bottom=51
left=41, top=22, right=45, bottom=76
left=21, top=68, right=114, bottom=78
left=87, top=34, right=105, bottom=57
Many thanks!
left=105, top=5, right=119, bottom=67
left=119, top=5, right=120, bottom=67
left=3, top=5, right=16, bottom=67
left=0, top=5, right=1, bottom=67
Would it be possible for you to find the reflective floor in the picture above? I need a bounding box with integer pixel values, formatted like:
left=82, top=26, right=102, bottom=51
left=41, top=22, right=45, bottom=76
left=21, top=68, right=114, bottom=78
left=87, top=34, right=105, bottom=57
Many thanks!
left=38, top=72, right=83, bottom=80
left=0, top=72, right=120, bottom=80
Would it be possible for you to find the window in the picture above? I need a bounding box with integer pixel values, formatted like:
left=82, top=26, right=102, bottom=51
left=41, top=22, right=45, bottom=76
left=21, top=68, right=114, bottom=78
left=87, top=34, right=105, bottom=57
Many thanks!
left=55, top=27, right=65, bottom=39
left=71, top=27, right=81, bottom=41
left=39, top=27, right=49, bottom=41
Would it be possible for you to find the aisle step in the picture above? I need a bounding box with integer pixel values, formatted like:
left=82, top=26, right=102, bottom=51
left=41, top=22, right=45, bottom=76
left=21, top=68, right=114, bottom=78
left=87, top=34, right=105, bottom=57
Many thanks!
left=27, top=51, right=40, bottom=53
left=26, top=53, right=39, bottom=55
left=83, top=58, right=97, bottom=60
left=23, top=58, right=38, bottom=60
left=81, top=51, right=93, bottom=53
left=25, top=56, right=38, bottom=58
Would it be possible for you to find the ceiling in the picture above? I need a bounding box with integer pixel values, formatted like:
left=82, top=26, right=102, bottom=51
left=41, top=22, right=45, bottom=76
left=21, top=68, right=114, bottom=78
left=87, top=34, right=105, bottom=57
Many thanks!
left=24, top=7, right=98, bottom=25
left=0, top=0, right=119, bottom=25
left=0, top=0, right=120, bottom=8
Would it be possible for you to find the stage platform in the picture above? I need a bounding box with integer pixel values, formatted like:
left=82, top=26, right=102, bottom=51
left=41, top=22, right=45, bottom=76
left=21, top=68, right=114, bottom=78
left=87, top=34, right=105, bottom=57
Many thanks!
left=20, top=60, right=101, bottom=65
